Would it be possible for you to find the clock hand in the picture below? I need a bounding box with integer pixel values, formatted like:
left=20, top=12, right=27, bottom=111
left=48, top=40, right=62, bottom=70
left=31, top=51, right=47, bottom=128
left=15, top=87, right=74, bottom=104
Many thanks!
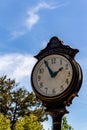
left=44, top=60, right=54, bottom=77
left=52, top=67, right=63, bottom=78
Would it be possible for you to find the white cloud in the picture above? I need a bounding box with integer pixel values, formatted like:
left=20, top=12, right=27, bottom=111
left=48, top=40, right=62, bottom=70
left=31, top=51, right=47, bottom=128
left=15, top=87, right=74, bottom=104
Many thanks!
left=25, top=2, right=59, bottom=29
left=10, top=30, right=26, bottom=40
left=0, top=54, right=36, bottom=82
left=26, top=1, right=69, bottom=29
left=10, top=2, right=57, bottom=39
left=10, top=1, right=67, bottom=39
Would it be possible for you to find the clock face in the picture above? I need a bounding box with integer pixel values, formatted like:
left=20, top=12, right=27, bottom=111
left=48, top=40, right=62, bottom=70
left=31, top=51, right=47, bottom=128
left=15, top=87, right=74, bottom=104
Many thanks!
left=31, top=54, right=73, bottom=97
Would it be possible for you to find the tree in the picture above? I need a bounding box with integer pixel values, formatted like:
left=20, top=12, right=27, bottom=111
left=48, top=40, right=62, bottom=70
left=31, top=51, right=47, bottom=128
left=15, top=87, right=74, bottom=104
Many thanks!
left=62, top=116, right=74, bottom=130
left=0, top=76, right=73, bottom=130
left=14, top=114, right=44, bottom=130
left=0, top=113, right=11, bottom=130
left=0, top=76, right=47, bottom=130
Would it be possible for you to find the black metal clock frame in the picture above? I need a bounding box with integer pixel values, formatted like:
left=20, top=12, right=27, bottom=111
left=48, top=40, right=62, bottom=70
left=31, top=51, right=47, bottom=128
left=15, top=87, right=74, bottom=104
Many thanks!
left=31, top=36, right=83, bottom=130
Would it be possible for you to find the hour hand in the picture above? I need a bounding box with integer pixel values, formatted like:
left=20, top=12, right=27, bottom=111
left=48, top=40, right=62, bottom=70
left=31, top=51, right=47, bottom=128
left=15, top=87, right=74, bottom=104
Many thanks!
left=44, top=60, right=53, bottom=77
left=52, top=67, right=63, bottom=77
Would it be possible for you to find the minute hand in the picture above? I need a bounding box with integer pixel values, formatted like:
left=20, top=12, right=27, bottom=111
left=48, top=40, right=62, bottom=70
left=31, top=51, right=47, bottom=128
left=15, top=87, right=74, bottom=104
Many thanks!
left=44, top=60, right=54, bottom=77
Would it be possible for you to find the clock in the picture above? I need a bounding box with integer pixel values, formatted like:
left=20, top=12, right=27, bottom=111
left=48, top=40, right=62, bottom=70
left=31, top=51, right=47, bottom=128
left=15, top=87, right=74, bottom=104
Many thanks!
left=31, top=54, right=77, bottom=102
left=31, top=37, right=83, bottom=127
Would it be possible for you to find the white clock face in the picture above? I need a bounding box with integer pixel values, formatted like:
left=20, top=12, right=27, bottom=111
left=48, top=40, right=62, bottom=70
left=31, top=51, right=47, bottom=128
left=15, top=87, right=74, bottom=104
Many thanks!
left=32, top=54, right=73, bottom=97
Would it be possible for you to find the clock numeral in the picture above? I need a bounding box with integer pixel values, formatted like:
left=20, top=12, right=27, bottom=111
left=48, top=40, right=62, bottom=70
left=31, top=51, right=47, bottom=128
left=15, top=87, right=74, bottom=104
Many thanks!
left=52, top=88, right=56, bottom=95
left=66, top=78, right=69, bottom=84
left=68, top=71, right=71, bottom=77
left=39, top=82, right=43, bottom=88
left=45, top=88, right=48, bottom=94
left=60, top=59, right=62, bottom=65
left=65, top=64, right=68, bottom=70
left=37, top=75, right=41, bottom=81
left=39, top=68, right=44, bottom=74
left=60, top=85, right=64, bottom=92
left=51, top=58, right=56, bottom=64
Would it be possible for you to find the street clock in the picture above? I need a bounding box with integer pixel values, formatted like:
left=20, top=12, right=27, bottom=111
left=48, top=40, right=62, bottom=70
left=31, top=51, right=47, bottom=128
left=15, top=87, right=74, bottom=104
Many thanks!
left=31, top=36, right=83, bottom=108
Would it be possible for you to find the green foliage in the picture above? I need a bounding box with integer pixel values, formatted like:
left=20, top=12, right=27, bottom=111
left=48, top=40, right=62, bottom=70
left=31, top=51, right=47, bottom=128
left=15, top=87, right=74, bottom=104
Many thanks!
left=0, top=76, right=73, bottom=130
left=0, top=76, right=47, bottom=130
left=62, top=116, right=74, bottom=130
left=0, top=113, right=11, bottom=130
left=14, top=114, right=44, bottom=130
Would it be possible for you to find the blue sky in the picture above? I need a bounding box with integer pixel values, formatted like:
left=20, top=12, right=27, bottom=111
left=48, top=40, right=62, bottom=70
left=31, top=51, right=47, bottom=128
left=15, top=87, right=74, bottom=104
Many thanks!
left=0, top=0, right=87, bottom=129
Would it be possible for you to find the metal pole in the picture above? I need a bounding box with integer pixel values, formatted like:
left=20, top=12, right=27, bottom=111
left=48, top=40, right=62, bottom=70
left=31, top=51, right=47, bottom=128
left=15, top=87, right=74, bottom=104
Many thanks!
left=52, top=112, right=62, bottom=130
left=46, top=107, right=68, bottom=130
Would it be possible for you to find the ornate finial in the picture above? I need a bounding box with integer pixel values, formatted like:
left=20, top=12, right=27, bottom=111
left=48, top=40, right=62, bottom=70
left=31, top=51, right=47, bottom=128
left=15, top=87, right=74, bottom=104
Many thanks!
left=49, top=36, right=64, bottom=46
left=34, top=36, right=79, bottom=60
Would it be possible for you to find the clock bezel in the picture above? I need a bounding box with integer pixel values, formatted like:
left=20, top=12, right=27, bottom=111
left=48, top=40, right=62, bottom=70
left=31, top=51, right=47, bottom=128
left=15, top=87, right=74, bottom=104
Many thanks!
left=31, top=53, right=79, bottom=102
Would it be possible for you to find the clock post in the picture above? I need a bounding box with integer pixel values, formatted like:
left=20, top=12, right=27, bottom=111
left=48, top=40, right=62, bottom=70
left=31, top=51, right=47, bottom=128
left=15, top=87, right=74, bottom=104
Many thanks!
left=31, top=36, right=83, bottom=130
left=46, top=106, right=69, bottom=130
